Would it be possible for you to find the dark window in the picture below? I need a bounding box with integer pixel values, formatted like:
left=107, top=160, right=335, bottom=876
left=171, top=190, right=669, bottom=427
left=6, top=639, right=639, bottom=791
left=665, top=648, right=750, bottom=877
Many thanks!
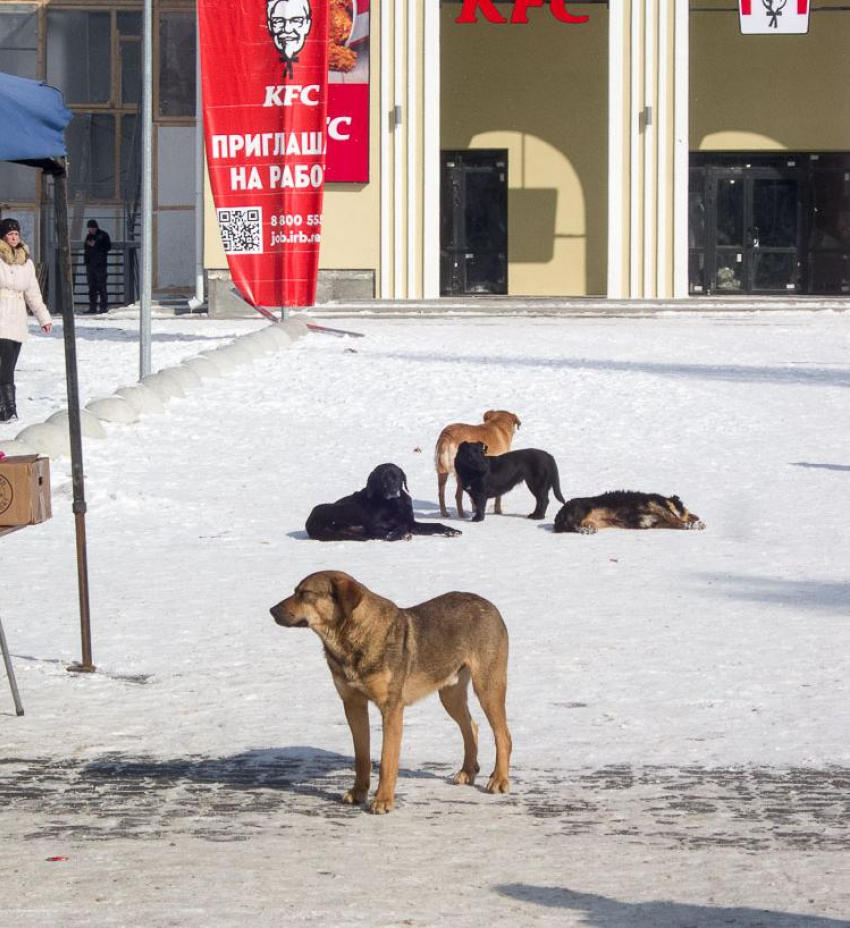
left=159, top=12, right=196, bottom=117
left=0, top=161, right=37, bottom=201
left=0, top=4, right=38, bottom=79
left=121, top=37, right=142, bottom=105
left=716, top=179, right=743, bottom=247
left=117, top=11, right=142, bottom=37
left=65, top=113, right=116, bottom=200
left=46, top=10, right=112, bottom=105
left=120, top=113, right=140, bottom=202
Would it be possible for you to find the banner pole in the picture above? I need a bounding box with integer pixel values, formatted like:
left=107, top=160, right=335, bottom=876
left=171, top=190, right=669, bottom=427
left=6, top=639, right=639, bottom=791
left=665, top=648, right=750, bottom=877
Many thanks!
left=54, top=163, right=95, bottom=673
left=140, top=0, right=153, bottom=378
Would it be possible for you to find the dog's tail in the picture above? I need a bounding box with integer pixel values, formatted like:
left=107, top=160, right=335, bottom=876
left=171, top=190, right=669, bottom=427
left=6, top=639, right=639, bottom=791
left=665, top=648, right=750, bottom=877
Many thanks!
left=552, top=461, right=566, bottom=504
left=434, top=436, right=455, bottom=475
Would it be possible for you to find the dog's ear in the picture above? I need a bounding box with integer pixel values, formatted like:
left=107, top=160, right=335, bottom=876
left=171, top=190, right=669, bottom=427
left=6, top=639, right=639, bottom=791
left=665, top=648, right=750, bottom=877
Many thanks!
left=512, top=414, right=522, bottom=430
left=668, top=495, right=685, bottom=516
left=400, top=468, right=410, bottom=494
left=365, top=466, right=388, bottom=499
left=481, top=442, right=489, bottom=455
left=483, top=410, right=496, bottom=421
left=333, top=575, right=363, bottom=619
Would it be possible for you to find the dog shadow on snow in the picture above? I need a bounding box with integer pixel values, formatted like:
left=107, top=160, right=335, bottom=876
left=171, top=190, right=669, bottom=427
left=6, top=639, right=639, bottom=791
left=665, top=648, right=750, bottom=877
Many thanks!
left=495, top=886, right=849, bottom=928
left=82, top=746, right=441, bottom=808
left=285, top=499, right=457, bottom=538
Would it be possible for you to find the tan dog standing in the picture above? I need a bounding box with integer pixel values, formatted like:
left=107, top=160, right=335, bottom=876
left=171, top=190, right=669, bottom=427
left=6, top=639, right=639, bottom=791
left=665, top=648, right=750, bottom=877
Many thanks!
left=270, top=570, right=512, bottom=814
left=435, top=410, right=522, bottom=517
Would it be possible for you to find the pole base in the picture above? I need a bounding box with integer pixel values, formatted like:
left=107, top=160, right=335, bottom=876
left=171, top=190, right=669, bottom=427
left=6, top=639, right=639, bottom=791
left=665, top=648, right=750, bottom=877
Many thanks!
left=66, top=662, right=97, bottom=674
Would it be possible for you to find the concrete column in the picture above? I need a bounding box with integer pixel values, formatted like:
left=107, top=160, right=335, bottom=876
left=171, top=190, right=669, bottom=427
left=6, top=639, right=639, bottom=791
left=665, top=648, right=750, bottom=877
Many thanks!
left=422, top=0, right=441, bottom=299
left=608, top=0, right=689, bottom=299
left=381, top=0, right=431, bottom=300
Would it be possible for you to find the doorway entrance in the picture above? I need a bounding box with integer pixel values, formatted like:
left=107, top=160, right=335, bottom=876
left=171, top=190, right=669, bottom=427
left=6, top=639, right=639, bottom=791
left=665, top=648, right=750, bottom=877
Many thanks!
left=689, top=153, right=850, bottom=296
left=440, top=149, right=508, bottom=296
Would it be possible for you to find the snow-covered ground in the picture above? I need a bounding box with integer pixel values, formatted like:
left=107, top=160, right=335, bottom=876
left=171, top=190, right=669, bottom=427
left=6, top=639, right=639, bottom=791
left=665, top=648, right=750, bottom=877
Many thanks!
left=1, top=311, right=848, bottom=927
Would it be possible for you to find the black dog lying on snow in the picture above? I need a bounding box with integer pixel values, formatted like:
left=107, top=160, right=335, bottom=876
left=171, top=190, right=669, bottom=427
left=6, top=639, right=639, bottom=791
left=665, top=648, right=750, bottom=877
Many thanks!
left=453, top=441, right=565, bottom=521
left=553, top=490, right=705, bottom=534
left=306, top=463, right=461, bottom=541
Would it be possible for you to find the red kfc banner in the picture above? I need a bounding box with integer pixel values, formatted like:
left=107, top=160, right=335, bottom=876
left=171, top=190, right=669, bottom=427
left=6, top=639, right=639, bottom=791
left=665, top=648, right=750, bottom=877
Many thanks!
left=199, top=0, right=329, bottom=309
left=327, top=0, right=369, bottom=182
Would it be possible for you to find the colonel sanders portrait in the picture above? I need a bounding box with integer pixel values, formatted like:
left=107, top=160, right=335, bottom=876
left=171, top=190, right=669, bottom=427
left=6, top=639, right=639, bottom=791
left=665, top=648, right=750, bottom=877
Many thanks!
left=267, top=0, right=312, bottom=78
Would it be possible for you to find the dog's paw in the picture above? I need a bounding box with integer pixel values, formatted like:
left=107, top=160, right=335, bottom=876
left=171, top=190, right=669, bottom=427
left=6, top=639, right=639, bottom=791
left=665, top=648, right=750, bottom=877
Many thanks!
left=444, top=527, right=462, bottom=537
left=369, top=796, right=395, bottom=814
left=578, top=525, right=598, bottom=535
left=685, top=520, right=706, bottom=531
left=527, top=513, right=545, bottom=520
left=470, top=514, right=485, bottom=523
left=486, top=774, right=510, bottom=794
left=343, top=787, right=368, bottom=805
left=386, top=530, right=412, bottom=542
left=452, top=769, right=477, bottom=786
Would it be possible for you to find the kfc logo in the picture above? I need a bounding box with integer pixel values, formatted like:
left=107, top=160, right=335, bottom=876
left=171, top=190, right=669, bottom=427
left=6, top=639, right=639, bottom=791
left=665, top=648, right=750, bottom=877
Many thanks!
left=738, top=0, right=810, bottom=33
left=455, top=0, right=589, bottom=25
left=268, top=0, right=312, bottom=78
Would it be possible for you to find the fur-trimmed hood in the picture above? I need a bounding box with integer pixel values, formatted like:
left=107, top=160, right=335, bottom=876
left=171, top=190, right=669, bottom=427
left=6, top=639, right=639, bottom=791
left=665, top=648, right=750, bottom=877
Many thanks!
left=0, top=238, right=30, bottom=267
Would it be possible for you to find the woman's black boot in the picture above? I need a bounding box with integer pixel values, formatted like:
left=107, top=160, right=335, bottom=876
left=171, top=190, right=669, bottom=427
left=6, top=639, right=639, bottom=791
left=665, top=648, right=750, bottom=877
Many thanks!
left=0, top=384, right=16, bottom=420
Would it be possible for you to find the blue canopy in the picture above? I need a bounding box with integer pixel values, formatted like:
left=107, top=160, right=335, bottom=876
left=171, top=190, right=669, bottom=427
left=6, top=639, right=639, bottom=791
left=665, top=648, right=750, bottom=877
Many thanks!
left=0, top=71, right=71, bottom=168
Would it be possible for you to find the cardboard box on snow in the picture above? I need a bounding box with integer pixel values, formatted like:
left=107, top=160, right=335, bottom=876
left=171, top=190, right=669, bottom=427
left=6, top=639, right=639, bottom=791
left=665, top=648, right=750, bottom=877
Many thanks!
left=0, top=455, right=51, bottom=526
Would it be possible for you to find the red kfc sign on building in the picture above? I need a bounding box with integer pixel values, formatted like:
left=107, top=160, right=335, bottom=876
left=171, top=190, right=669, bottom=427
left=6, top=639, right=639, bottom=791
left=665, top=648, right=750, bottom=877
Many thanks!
left=455, top=0, right=589, bottom=24
left=198, top=0, right=329, bottom=309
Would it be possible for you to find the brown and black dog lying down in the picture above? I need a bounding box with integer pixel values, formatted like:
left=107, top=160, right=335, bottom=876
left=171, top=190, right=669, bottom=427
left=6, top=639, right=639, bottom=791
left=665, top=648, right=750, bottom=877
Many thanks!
left=554, top=490, right=706, bottom=534
left=453, top=440, right=565, bottom=522
left=434, top=410, right=522, bottom=518
left=271, top=571, right=512, bottom=814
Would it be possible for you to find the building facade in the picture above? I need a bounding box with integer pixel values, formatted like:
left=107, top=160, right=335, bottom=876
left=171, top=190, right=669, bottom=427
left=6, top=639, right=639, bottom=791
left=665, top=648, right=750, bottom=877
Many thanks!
left=0, top=0, right=197, bottom=307
left=3, top=1, right=849, bottom=311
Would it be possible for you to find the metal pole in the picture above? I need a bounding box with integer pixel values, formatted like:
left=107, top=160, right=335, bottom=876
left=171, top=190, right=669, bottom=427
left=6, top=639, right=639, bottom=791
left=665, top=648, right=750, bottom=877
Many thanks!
left=187, top=20, right=205, bottom=312
left=140, top=0, right=153, bottom=378
left=54, top=164, right=95, bottom=673
left=0, top=612, right=25, bottom=715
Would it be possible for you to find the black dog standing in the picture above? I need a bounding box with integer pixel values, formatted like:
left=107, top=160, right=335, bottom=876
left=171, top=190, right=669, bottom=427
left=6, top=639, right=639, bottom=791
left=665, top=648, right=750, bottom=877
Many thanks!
left=84, top=220, right=111, bottom=314
left=454, top=441, right=565, bottom=521
left=306, top=463, right=461, bottom=541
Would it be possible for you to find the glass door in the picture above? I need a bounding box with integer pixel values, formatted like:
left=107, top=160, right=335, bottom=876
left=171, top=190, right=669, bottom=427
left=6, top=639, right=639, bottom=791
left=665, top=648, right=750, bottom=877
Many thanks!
left=440, top=150, right=508, bottom=296
left=690, top=157, right=803, bottom=295
left=748, top=176, right=799, bottom=293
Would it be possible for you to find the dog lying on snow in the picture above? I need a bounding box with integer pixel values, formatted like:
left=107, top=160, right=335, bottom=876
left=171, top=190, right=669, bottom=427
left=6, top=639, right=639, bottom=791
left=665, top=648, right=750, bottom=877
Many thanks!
left=270, top=571, right=512, bottom=814
left=434, top=410, right=522, bottom=518
left=306, top=463, right=460, bottom=541
left=554, top=490, right=705, bottom=534
left=453, top=441, right=565, bottom=521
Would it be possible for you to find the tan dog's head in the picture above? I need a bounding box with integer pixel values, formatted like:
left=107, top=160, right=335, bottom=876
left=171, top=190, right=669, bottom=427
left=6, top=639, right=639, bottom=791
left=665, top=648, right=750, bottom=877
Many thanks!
left=482, top=410, right=521, bottom=432
left=270, top=570, right=363, bottom=631
left=666, top=495, right=701, bottom=524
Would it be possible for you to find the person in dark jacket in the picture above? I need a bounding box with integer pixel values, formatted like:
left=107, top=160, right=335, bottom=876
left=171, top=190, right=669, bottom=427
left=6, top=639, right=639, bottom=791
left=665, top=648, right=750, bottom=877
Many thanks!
left=84, top=219, right=111, bottom=314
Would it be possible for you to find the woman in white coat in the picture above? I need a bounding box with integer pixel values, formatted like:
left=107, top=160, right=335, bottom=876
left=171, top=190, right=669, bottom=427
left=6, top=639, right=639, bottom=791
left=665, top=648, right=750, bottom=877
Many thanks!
left=0, top=218, right=53, bottom=421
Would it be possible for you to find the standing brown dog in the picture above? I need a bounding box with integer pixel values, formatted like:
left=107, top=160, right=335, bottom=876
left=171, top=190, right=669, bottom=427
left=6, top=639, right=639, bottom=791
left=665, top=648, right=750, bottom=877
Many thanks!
left=435, top=410, right=522, bottom=517
left=270, top=570, right=512, bottom=814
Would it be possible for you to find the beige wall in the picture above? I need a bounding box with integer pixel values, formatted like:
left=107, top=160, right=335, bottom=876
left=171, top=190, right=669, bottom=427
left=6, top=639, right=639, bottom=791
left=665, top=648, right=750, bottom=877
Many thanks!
left=440, top=5, right=608, bottom=296
left=691, top=1, right=850, bottom=152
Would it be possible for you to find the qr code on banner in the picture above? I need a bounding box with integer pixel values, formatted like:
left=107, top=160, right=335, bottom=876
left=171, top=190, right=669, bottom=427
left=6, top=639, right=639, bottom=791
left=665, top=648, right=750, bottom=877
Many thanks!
left=218, top=207, right=263, bottom=254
